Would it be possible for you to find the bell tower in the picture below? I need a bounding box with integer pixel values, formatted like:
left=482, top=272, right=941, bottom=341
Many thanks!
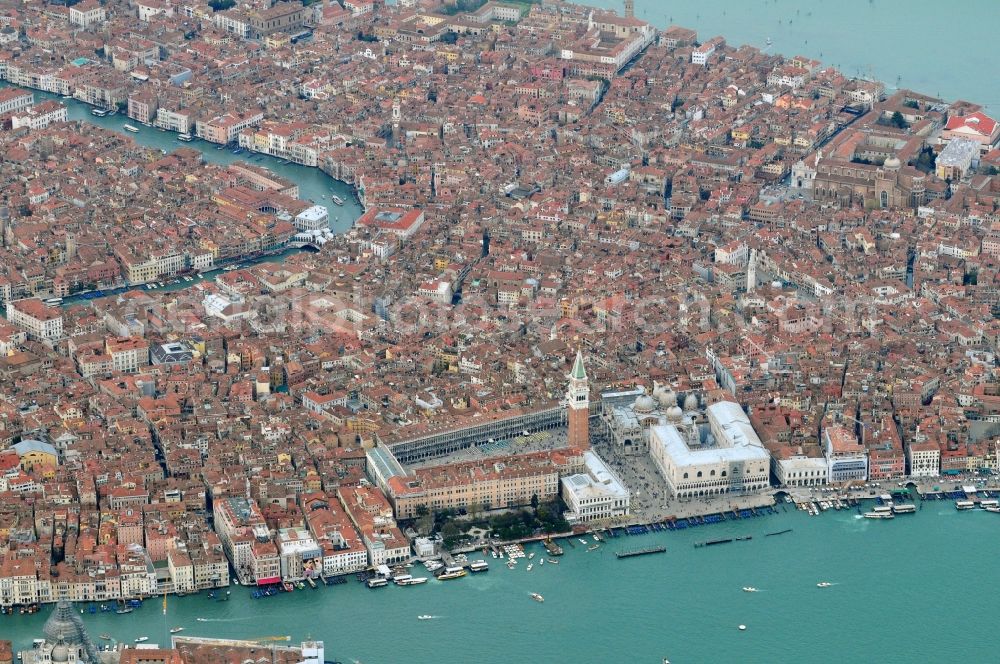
left=567, top=349, right=590, bottom=449
left=624, top=0, right=634, bottom=18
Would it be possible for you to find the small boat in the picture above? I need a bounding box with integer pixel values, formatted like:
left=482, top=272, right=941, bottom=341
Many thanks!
left=123, top=124, right=140, bottom=133
left=169, top=627, right=183, bottom=634
left=530, top=593, right=544, bottom=603
left=398, top=577, right=428, bottom=586
left=331, top=195, right=345, bottom=206
left=99, top=634, right=111, bottom=641
left=587, top=544, right=600, bottom=552
left=528, top=552, right=535, bottom=560
left=134, top=637, right=149, bottom=643
left=738, top=625, right=747, bottom=631
left=437, top=567, right=466, bottom=580
left=742, top=587, right=758, bottom=593
left=115, top=607, right=133, bottom=614
left=417, top=615, right=435, bottom=620
left=578, top=539, right=588, bottom=545
left=816, top=582, right=833, bottom=588
left=766, top=37, right=773, bottom=45
left=526, top=564, right=533, bottom=572
left=538, top=559, right=544, bottom=566
left=547, top=559, right=560, bottom=565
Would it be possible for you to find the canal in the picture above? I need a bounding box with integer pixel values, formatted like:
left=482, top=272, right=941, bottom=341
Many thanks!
left=1, top=82, right=365, bottom=305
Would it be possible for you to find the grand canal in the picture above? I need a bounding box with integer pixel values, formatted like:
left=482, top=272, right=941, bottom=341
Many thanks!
left=0, top=81, right=365, bottom=302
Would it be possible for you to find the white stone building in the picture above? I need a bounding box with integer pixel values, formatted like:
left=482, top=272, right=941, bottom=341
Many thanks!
left=772, top=448, right=829, bottom=487
left=6, top=298, right=63, bottom=342
left=561, top=451, right=630, bottom=522
left=651, top=401, right=771, bottom=498
left=824, top=425, right=868, bottom=483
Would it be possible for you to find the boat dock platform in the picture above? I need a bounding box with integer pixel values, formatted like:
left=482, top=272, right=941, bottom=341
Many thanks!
left=543, top=538, right=564, bottom=556
left=616, top=546, right=667, bottom=559
left=694, top=538, right=733, bottom=548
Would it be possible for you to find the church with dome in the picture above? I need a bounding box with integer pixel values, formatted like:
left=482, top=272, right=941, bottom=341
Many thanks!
left=601, top=381, right=702, bottom=457
left=601, top=381, right=771, bottom=499
left=20, top=600, right=103, bottom=664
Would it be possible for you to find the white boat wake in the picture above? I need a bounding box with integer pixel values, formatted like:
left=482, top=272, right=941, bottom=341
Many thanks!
left=195, top=617, right=254, bottom=622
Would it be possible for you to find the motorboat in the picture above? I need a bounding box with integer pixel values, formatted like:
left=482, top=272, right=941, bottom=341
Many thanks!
left=816, top=582, right=833, bottom=588
left=742, top=587, right=758, bottom=593
left=437, top=567, right=467, bottom=580
left=526, top=564, right=533, bottom=572
left=123, top=124, right=140, bottom=133
left=398, top=577, right=427, bottom=586
left=134, top=637, right=149, bottom=643
left=170, top=627, right=183, bottom=634
left=331, top=195, right=345, bottom=206
left=417, top=615, right=435, bottom=620
left=530, top=593, right=544, bottom=603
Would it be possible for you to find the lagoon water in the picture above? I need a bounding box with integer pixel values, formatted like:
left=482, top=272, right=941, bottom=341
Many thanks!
left=592, top=0, right=1000, bottom=111
left=4, top=505, right=1000, bottom=663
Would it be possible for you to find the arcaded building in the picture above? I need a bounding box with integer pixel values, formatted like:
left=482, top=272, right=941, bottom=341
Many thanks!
left=651, top=401, right=771, bottom=498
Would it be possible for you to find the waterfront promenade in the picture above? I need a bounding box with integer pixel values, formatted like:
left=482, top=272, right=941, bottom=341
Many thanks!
left=5, top=503, right=1000, bottom=664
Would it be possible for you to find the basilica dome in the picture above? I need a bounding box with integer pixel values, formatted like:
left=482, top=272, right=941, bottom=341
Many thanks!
left=634, top=394, right=657, bottom=413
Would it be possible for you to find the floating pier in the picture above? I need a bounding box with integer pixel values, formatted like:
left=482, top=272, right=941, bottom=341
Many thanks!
left=694, top=538, right=733, bottom=548
left=616, top=547, right=667, bottom=559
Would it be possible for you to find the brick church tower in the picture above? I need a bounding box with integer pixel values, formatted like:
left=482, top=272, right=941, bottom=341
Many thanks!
left=567, top=349, right=590, bottom=449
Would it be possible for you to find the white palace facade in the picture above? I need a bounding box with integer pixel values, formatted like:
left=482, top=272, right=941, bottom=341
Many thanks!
left=651, top=401, right=771, bottom=498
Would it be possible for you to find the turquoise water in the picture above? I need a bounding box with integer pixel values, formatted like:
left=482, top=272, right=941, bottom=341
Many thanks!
left=589, top=0, right=999, bottom=110
left=4, top=505, right=999, bottom=663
